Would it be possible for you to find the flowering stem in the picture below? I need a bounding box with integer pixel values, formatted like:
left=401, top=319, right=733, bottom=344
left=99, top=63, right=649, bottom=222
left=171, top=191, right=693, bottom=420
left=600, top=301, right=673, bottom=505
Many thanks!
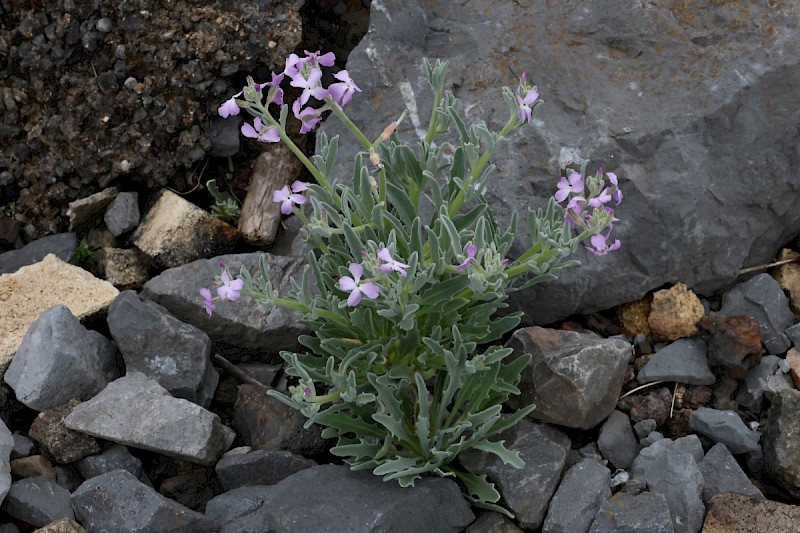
left=325, top=97, right=372, bottom=151
left=424, top=86, right=445, bottom=145
left=272, top=297, right=349, bottom=327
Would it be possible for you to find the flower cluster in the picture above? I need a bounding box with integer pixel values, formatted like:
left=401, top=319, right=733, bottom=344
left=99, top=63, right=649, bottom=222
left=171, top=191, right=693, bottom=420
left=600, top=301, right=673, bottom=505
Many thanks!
left=199, top=263, right=244, bottom=317
left=218, top=50, right=360, bottom=140
left=556, top=168, right=623, bottom=255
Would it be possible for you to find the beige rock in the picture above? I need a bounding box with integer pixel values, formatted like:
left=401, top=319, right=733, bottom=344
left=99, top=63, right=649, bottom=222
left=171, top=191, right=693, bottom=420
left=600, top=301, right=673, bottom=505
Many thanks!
left=98, top=247, right=150, bottom=290
left=702, top=492, right=800, bottom=533
left=0, top=254, right=118, bottom=374
left=786, top=348, right=800, bottom=389
left=774, top=248, right=800, bottom=319
left=34, top=518, right=87, bottom=533
left=10, top=455, right=56, bottom=479
left=648, top=282, right=704, bottom=340
left=617, top=297, right=652, bottom=337
left=132, top=189, right=239, bottom=268
left=66, top=187, right=118, bottom=230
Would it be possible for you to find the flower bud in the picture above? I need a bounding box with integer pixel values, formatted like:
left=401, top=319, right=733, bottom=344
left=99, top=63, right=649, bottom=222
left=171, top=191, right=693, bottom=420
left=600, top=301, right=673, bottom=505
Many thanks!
left=379, top=121, right=397, bottom=142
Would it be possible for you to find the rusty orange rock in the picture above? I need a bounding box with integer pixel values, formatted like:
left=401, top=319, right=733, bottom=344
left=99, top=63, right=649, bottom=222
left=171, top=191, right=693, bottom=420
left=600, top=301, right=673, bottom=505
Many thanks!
left=698, top=316, right=763, bottom=379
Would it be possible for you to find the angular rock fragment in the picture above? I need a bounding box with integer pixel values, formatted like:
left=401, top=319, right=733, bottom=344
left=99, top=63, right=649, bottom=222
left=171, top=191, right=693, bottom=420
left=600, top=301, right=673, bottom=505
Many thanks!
left=597, top=410, right=639, bottom=470
left=0, top=418, right=12, bottom=503
left=0, top=233, right=76, bottom=275
left=215, top=447, right=315, bottom=491
left=543, top=458, right=611, bottom=533
left=103, top=191, right=139, bottom=236
left=4, top=476, right=74, bottom=527
left=28, top=400, right=102, bottom=465
left=762, top=388, right=800, bottom=499
left=647, top=283, right=704, bottom=341
left=637, top=338, right=716, bottom=386
left=699, top=443, right=763, bottom=504
left=698, top=315, right=762, bottom=378
left=589, top=491, right=673, bottom=533
left=688, top=407, right=760, bottom=454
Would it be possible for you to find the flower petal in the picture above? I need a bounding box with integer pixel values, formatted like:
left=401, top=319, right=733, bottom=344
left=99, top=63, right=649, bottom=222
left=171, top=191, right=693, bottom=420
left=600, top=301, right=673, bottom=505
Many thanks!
left=346, top=288, right=362, bottom=307
left=338, top=276, right=356, bottom=291
left=360, top=282, right=380, bottom=300
left=347, top=263, right=364, bottom=282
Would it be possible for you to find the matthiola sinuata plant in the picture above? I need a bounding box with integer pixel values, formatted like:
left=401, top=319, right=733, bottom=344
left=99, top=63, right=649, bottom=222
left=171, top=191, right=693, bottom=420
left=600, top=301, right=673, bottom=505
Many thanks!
left=202, top=50, right=622, bottom=514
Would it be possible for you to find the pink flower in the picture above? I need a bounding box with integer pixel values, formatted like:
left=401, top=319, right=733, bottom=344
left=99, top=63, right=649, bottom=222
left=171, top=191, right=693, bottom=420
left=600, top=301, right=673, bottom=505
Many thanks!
left=216, top=271, right=244, bottom=301
left=515, top=85, right=539, bottom=124
left=586, top=233, right=621, bottom=256
left=292, top=100, right=323, bottom=134
left=218, top=93, right=242, bottom=118
left=328, top=70, right=361, bottom=106
left=607, top=172, right=623, bottom=205
left=273, top=181, right=308, bottom=215
left=290, top=66, right=328, bottom=107
left=241, top=117, right=280, bottom=143
left=588, top=188, right=612, bottom=208
left=377, top=248, right=410, bottom=277
left=456, top=244, right=478, bottom=270
left=199, top=288, right=216, bottom=317
left=338, top=263, right=380, bottom=307
left=555, top=172, right=584, bottom=203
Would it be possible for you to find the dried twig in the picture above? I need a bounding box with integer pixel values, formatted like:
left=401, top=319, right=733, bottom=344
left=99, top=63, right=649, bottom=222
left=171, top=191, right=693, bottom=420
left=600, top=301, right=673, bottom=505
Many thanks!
left=618, top=380, right=667, bottom=400
left=213, top=353, right=268, bottom=388
left=738, top=257, right=800, bottom=276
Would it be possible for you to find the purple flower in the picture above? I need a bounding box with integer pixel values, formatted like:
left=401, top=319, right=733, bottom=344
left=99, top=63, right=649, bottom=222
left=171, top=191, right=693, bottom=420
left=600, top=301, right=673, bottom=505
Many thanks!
left=292, top=100, right=323, bottom=134
left=564, top=195, right=586, bottom=229
left=606, top=172, right=623, bottom=205
left=307, top=50, right=336, bottom=67
left=218, top=92, right=242, bottom=118
left=515, top=85, right=539, bottom=124
left=586, top=233, right=621, bottom=256
left=290, top=67, right=328, bottom=106
left=338, top=263, right=380, bottom=306
left=241, top=117, right=280, bottom=143
left=377, top=248, right=410, bottom=277
left=273, top=182, right=308, bottom=215
left=199, top=287, right=216, bottom=317
left=456, top=244, right=478, bottom=270
left=588, top=188, right=612, bottom=208
left=255, top=71, right=285, bottom=106
left=327, top=70, right=361, bottom=106
left=555, top=172, right=584, bottom=203
left=216, top=271, right=244, bottom=301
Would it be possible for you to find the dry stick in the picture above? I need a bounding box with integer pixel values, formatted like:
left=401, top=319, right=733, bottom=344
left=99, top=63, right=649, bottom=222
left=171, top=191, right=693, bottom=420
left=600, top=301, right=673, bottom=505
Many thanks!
left=213, top=353, right=268, bottom=388
left=738, top=257, right=799, bottom=276
left=669, top=382, right=678, bottom=419
left=618, top=380, right=667, bottom=401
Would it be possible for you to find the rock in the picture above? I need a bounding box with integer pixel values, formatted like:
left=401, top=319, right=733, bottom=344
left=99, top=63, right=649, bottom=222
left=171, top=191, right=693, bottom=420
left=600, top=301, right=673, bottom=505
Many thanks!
left=698, top=443, right=763, bottom=504
left=648, top=283, right=704, bottom=341
left=716, top=273, right=794, bottom=354
left=71, top=469, right=213, bottom=532
left=637, top=338, right=716, bottom=386
left=0, top=418, right=12, bottom=503
left=618, top=387, right=673, bottom=426
left=66, top=188, right=118, bottom=231
left=698, top=316, right=762, bottom=378
left=28, top=400, right=102, bottom=464
left=238, top=144, right=305, bottom=246
left=63, top=373, right=234, bottom=466
left=3, top=476, right=74, bottom=527
left=465, top=511, right=524, bottom=533
left=103, top=192, right=140, bottom=237
left=141, top=253, right=307, bottom=360
left=215, top=447, right=316, bottom=491
left=10, top=456, right=56, bottom=480
left=97, top=247, right=150, bottom=290
left=773, top=248, right=800, bottom=318
left=543, top=459, right=611, bottom=533
left=233, top=384, right=329, bottom=456
left=32, top=518, right=86, bottom=533
left=206, top=115, right=241, bottom=157
left=589, top=491, right=674, bottom=533
left=4, top=305, right=120, bottom=411
left=0, top=254, right=118, bottom=374
left=688, top=407, right=760, bottom=454
left=204, top=464, right=474, bottom=533
left=735, top=355, right=794, bottom=413
left=131, top=189, right=239, bottom=268
left=786, top=322, right=800, bottom=348
left=0, top=233, right=77, bottom=275
left=460, top=419, right=571, bottom=530
left=702, top=492, right=800, bottom=533
left=506, top=327, right=631, bottom=429
left=78, top=444, right=151, bottom=487
left=785, top=348, right=800, bottom=389
left=107, top=291, right=218, bottom=407
left=762, top=388, right=800, bottom=498
left=632, top=437, right=705, bottom=533
left=159, top=467, right=222, bottom=512
left=617, top=298, right=652, bottom=338
left=597, top=410, right=639, bottom=470
left=321, top=0, right=800, bottom=326
left=633, top=418, right=658, bottom=439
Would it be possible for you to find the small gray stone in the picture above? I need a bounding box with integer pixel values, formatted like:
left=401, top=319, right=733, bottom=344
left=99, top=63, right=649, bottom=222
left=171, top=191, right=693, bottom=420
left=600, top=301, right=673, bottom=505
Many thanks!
left=79, top=444, right=151, bottom=487
left=215, top=448, right=315, bottom=490
left=460, top=419, right=571, bottom=530
left=205, top=464, right=474, bottom=533
left=717, top=273, right=794, bottom=354
left=0, top=233, right=77, bottom=275
left=3, top=476, right=74, bottom=527
left=637, top=338, right=716, bottom=386
left=543, top=459, right=611, bottom=533
left=639, top=431, right=664, bottom=449
left=598, top=410, right=639, bottom=470
left=4, top=305, right=121, bottom=411
left=786, top=322, right=800, bottom=349
left=10, top=432, right=35, bottom=459
left=699, top=443, right=763, bottom=504
left=107, top=291, right=218, bottom=407
left=28, top=401, right=102, bottom=465
left=762, top=388, right=800, bottom=498
left=465, top=511, right=524, bottom=533
left=633, top=419, right=658, bottom=439
left=103, top=192, right=140, bottom=236
left=688, top=407, right=760, bottom=454
left=589, top=491, right=674, bottom=533
left=206, top=117, right=241, bottom=157
left=0, top=418, right=12, bottom=503
left=63, top=373, right=234, bottom=465
left=72, top=469, right=212, bottom=532
left=735, top=355, right=794, bottom=412
left=632, top=437, right=705, bottom=533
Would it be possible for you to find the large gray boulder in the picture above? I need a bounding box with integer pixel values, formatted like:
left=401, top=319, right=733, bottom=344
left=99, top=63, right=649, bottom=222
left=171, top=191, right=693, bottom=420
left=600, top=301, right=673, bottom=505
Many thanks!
left=320, top=0, right=800, bottom=323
